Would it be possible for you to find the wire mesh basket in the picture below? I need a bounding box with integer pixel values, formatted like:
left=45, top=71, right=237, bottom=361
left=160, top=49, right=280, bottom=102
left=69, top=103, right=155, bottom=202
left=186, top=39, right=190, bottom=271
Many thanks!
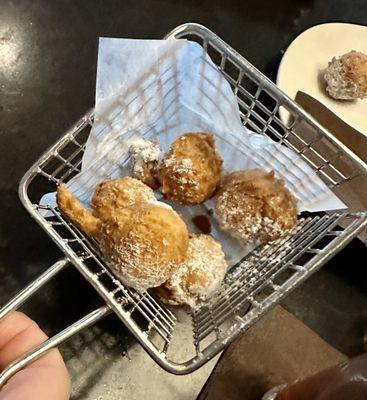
left=1, top=23, right=366, bottom=383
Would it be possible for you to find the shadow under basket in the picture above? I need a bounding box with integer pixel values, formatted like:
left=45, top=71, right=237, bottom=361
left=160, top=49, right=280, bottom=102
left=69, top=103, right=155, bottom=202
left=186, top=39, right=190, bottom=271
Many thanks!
left=1, top=23, right=366, bottom=382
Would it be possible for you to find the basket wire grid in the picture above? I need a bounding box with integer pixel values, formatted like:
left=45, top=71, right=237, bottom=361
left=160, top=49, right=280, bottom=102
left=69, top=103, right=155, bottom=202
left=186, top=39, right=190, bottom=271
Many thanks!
left=0, top=23, right=366, bottom=383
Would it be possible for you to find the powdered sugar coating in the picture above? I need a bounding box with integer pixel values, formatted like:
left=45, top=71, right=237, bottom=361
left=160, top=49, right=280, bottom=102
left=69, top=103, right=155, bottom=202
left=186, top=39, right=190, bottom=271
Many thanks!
left=57, top=179, right=188, bottom=292
left=103, top=230, right=176, bottom=292
left=161, top=157, right=199, bottom=188
left=129, top=139, right=161, bottom=188
left=215, top=169, right=297, bottom=244
left=157, top=132, right=223, bottom=204
left=324, top=50, right=367, bottom=100
left=99, top=203, right=189, bottom=292
left=156, top=234, right=228, bottom=309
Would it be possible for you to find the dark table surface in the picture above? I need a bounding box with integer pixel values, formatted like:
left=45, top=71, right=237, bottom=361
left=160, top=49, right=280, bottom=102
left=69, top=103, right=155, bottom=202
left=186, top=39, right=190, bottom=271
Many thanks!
left=1, top=0, right=367, bottom=366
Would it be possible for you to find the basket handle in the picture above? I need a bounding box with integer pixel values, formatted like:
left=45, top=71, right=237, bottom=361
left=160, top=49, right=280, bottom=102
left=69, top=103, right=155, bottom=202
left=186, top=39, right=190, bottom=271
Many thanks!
left=0, top=258, right=112, bottom=387
left=0, top=304, right=111, bottom=388
left=0, top=258, right=69, bottom=320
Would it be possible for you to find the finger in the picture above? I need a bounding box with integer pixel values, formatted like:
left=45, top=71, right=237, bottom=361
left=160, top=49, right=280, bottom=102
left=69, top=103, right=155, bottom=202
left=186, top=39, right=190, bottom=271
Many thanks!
left=0, top=359, right=70, bottom=400
left=0, top=312, right=70, bottom=400
left=0, top=312, right=48, bottom=370
left=0, top=312, right=41, bottom=350
left=0, top=312, right=66, bottom=372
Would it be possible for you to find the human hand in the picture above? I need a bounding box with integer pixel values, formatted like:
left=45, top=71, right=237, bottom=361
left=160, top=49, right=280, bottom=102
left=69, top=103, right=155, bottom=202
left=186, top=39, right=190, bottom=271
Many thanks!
left=0, top=312, right=71, bottom=400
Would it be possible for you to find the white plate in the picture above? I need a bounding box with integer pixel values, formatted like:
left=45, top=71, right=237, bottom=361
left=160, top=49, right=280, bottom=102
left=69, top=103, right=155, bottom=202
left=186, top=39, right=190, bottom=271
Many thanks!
left=277, top=22, right=367, bottom=137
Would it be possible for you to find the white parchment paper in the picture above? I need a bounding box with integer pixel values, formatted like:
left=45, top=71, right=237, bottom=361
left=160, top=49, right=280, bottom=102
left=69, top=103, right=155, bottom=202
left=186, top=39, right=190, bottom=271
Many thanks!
left=41, top=38, right=346, bottom=265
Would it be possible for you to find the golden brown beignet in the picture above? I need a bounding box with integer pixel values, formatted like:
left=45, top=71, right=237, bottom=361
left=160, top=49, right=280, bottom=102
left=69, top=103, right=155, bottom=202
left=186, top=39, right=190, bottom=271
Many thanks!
left=57, top=184, right=189, bottom=292
left=155, top=234, right=227, bottom=309
left=91, top=177, right=155, bottom=221
left=324, top=50, right=367, bottom=100
left=157, top=132, right=223, bottom=205
left=99, top=202, right=189, bottom=291
left=215, top=169, right=297, bottom=243
left=56, top=184, right=101, bottom=237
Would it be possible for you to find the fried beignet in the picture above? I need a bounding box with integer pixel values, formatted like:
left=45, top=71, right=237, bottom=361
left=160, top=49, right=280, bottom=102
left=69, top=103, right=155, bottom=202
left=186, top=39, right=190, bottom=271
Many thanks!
left=215, top=169, right=297, bottom=243
left=324, top=50, right=367, bottom=100
left=100, top=203, right=189, bottom=291
left=157, top=132, right=223, bottom=204
left=155, top=234, right=227, bottom=309
left=57, top=184, right=189, bottom=291
left=56, top=184, right=101, bottom=237
left=91, top=177, right=155, bottom=221
left=129, top=139, right=161, bottom=189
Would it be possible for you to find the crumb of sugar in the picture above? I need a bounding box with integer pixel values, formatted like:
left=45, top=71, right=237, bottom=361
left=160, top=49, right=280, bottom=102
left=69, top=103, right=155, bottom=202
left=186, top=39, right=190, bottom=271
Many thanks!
left=146, top=199, right=173, bottom=210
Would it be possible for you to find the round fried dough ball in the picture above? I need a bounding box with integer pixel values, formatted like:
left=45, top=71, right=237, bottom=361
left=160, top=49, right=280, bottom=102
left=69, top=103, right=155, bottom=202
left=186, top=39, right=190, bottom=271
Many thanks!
left=98, top=202, right=189, bottom=292
left=157, top=132, right=223, bottom=204
left=91, top=177, right=155, bottom=221
left=324, top=50, right=367, bottom=100
left=155, top=234, right=227, bottom=309
left=215, top=169, right=297, bottom=243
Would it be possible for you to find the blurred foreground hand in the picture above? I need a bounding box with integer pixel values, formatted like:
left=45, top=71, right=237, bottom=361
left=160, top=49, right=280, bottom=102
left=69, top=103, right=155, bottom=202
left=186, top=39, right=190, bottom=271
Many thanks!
left=0, top=312, right=70, bottom=400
